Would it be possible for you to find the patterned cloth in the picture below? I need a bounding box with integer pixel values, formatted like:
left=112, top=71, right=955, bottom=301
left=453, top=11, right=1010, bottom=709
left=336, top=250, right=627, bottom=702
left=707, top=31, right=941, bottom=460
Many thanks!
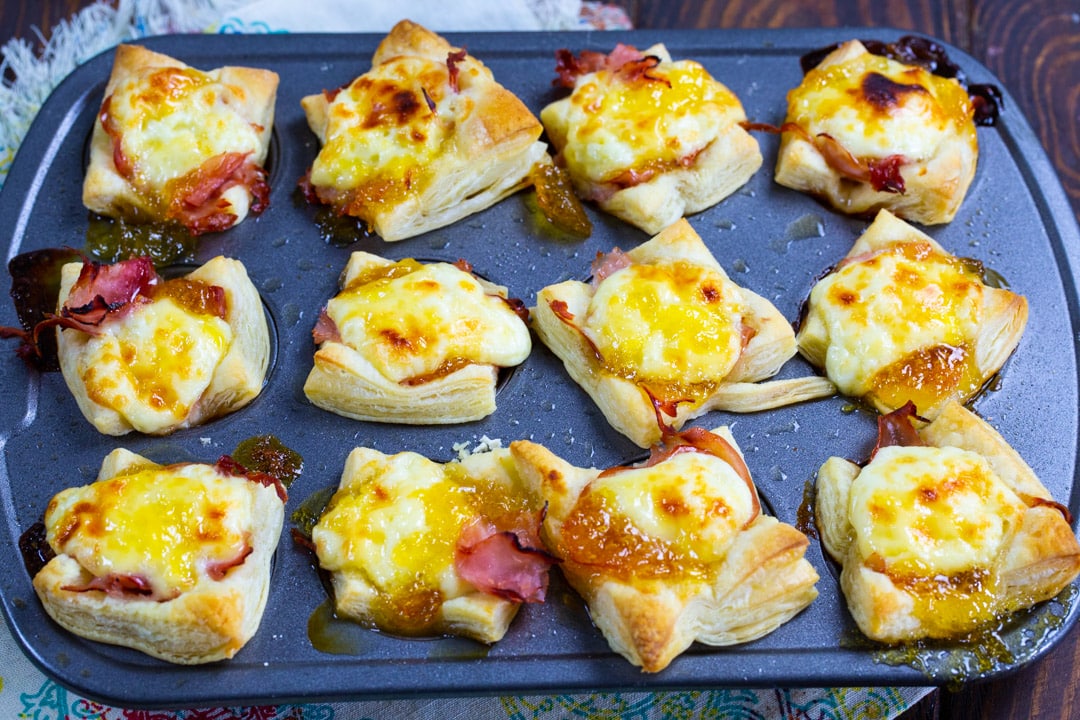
left=0, top=1, right=931, bottom=717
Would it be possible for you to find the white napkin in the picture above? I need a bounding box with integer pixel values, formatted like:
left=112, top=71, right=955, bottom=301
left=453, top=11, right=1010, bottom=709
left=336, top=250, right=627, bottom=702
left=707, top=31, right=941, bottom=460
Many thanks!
left=217, top=0, right=584, bottom=32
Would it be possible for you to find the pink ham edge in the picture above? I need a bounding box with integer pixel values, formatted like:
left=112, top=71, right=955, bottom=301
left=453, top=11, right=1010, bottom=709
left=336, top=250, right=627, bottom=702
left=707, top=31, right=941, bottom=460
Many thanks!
left=454, top=512, right=558, bottom=604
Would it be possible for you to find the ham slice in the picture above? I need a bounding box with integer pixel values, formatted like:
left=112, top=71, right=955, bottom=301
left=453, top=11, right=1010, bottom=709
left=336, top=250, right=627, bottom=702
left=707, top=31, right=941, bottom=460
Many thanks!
left=553, top=43, right=647, bottom=88
left=61, top=539, right=254, bottom=601
left=61, top=256, right=158, bottom=333
left=871, top=400, right=927, bottom=459
left=167, top=151, right=270, bottom=235
left=455, top=511, right=557, bottom=603
left=64, top=572, right=157, bottom=599
left=590, top=247, right=632, bottom=287
left=215, top=455, right=289, bottom=503
left=446, top=48, right=468, bottom=93
left=312, top=308, right=343, bottom=345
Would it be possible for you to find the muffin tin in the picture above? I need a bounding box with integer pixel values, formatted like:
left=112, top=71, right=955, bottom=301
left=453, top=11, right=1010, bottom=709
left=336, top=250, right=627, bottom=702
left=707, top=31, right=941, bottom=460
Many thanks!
left=1, top=28, right=1079, bottom=709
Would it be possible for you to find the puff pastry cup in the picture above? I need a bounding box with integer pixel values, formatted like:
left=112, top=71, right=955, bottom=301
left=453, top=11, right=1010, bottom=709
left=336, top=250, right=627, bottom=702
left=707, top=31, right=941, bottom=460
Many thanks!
left=540, top=43, right=762, bottom=235
left=511, top=426, right=819, bottom=672
left=310, top=443, right=553, bottom=643
left=32, top=448, right=286, bottom=664
left=816, top=401, right=1080, bottom=643
left=531, top=218, right=835, bottom=447
left=83, top=44, right=278, bottom=235
left=300, top=20, right=548, bottom=242
left=796, top=210, right=1028, bottom=419
left=303, top=252, right=532, bottom=424
left=774, top=39, right=977, bottom=225
left=56, top=255, right=270, bottom=436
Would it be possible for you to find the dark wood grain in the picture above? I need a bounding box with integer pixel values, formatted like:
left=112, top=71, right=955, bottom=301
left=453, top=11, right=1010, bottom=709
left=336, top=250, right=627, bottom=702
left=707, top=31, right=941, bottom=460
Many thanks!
left=0, top=0, right=90, bottom=48
left=2, top=2, right=1079, bottom=719
left=971, top=0, right=1080, bottom=221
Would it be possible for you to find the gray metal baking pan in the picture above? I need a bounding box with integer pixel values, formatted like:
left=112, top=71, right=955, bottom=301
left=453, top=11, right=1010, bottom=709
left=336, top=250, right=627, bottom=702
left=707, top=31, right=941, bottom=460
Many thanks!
left=1, top=28, right=1078, bottom=710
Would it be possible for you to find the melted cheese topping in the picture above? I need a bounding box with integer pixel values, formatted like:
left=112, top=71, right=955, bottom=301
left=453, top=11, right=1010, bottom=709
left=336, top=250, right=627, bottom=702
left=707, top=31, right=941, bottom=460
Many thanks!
left=582, top=261, right=744, bottom=398
left=45, top=463, right=253, bottom=597
left=108, top=66, right=262, bottom=202
left=804, top=242, right=986, bottom=405
left=545, top=60, right=745, bottom=184
left=309, top=56, right=461, bottom=209
left=786, top=51, right=975, bottom=160
left=77, top=297, right=232, bottom=433
left=313, top=451, right=527, bottom=634
left=559, top=451, right=757, bottom=580
left=849, top=445, right=1023, bottom=578
left=327, top=261, right=530, bottom=383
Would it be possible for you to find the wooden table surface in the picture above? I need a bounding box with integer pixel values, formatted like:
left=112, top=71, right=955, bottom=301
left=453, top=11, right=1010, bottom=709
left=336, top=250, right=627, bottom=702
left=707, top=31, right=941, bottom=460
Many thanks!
left=1, top=1, right=1078, bottom=719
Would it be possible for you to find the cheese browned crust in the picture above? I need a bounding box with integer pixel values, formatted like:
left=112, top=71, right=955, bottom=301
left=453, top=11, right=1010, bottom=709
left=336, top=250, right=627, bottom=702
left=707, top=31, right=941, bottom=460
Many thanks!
left=797, top=210, right=1028, bottom=419
left=300, top=20, right=548, bottom=241
left=83, top=44, right=278, bottom=232
left=511, top=428, right=818, bottom=672
left=32, top=448, right=285, bottom=664
left=815, top=401, right=1080, bottom=643
left=312, top=444, right=541, bottom=643
left=303, top=252, right=531, bottom=424
left=540, top=44, right=762, bottom=235
left=531, top=218, right=834, bottom=447
left=56, top=256, right=270, bottom=436
left=774, top=40, right=977, bottom=225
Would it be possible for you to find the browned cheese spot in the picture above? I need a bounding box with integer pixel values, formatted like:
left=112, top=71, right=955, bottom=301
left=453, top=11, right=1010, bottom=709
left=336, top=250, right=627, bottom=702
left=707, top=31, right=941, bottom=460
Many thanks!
left=859, top=72, right=928, bottom=111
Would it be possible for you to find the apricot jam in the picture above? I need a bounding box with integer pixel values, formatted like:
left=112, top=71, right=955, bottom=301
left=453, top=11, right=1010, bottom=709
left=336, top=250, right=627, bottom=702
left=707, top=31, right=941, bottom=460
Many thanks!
left=559, top=487, right=693, bottom=580
left=867, top=342, right=983, bottom=413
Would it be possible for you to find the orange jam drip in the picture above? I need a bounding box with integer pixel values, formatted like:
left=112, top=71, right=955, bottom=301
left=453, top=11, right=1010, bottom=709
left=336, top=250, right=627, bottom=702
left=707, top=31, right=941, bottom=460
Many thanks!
left=343, top=170, right=421, bottom=220
left=368, top=579, right=443, bottom=637
left=153, top=277, right=226, bottom=318
left=342, top=258, right=424, bottom=292
left=892, top=567, right=1000, bottom=637
left=398, top=357, right=473, bottom=386
left=559, top=487, right=705, bottom=581
left=867, top=341, right=983, bottom=413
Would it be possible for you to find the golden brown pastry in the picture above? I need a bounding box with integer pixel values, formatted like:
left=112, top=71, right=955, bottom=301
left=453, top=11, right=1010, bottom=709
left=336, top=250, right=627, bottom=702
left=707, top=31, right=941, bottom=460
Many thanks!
left=300, top=19, right=548, bottom=241
left=774, top=39, right=977, bottom=225
left=815, top=401, right=1080, bottom=643
left=511, top=426, right=819, bottom=672
left=540, top=43, right=762, bottom=234
left=797, top=209, right=1028, bottom=419
left=32, top=448, right=286, bottom=664
left=303, top=252, right=531, bottom=424
left=55, top=255, right=269, bottom=436
left=83, top=44, right=278, bottom=234
left=311, top=443, right=554, bottom=643
left=531, top=218, right=835, bottom=447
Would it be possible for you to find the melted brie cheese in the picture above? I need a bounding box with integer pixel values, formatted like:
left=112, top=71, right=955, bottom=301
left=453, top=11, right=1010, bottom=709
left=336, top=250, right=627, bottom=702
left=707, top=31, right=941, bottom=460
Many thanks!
left=804, top=242, right=985, bottom=400
left=582, top=261, right=744, bottom=392
left=786, top=52, right=974, bottom=161
left=545, top=60, right=745, bottom=184
left=848, top=445, right=1024, bottom=578
left=313, top=450, right=528, bottom=630
left=45, top=463, right=253, bottom=597
left=326, top=261, right=531, bottom=383
left=315, top=452, right=466, bottom=594
left=560, top=451, right=756, bottom=578
left=109, top=66, right=262, bottom=199
left=309, top=56, right=457, bottom=204
left=77, top=296, right=232, bottom=433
